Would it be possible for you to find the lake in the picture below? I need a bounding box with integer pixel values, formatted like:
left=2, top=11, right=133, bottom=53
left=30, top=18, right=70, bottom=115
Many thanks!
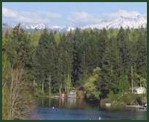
left=29, top=97, right=147, bottom=120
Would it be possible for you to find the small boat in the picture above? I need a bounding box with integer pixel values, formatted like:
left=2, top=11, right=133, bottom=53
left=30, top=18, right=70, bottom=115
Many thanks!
left=143, top=103, right=147, bottom=108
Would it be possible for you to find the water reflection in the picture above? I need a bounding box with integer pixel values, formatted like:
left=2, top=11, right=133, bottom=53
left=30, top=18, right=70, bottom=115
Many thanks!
left=29, top=97, right=147, bottom=120
left=38, top=97, right=94, bottom=110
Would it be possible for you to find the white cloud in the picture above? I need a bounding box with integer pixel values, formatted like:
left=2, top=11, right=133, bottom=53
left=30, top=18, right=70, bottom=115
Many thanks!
left=109, top=10, right=141, bottom=18
left=2, top=7, right=61, bottom=24
left=68, top=11, right=101, bottom=24
left=68, top=10, right=145, bottom=27
left=2, top=7, right=146, bottom=27
left=2, top=7, right=17, bottom=18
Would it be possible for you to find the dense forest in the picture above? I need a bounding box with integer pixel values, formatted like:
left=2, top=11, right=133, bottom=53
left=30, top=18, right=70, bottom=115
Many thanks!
left=2, top=24, right=147, bottom=119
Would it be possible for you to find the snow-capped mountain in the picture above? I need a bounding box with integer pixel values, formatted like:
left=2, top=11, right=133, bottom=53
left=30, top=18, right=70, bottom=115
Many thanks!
left=23, top=23, right=46, bottom=30
left=3, top=15, right=147, bottom=31
left=18, top=23, right=75, bottom=32
left=82, top=15, right=146, bottom=29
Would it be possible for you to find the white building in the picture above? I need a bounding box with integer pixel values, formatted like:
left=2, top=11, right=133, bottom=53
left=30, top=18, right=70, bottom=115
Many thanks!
left=132, top=87, right=146, bottom=94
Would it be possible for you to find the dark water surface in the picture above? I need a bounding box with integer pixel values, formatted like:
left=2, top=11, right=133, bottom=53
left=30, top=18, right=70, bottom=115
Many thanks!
left=29, top=97, right=147, bottom=120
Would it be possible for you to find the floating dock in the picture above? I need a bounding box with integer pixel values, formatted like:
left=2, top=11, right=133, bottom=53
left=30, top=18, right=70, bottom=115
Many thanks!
left=126, top=105, right=147, bottom=111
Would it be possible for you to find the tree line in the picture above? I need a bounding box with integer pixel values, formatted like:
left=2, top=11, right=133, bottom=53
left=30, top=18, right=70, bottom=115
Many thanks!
left=30, top=27, right=147, bottom=98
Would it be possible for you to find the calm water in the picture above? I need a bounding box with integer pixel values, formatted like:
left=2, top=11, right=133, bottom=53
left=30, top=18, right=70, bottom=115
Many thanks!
left=29, top=97, right=147, bottom=120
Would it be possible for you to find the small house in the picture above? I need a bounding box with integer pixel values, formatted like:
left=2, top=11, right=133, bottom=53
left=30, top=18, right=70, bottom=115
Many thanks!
left=68, top=90, right=77, bottom=98
left=132, top=87, right=146, bottom=94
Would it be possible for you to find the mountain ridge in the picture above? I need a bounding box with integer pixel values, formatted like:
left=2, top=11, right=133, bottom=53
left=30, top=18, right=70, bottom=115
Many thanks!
left=3, top=15, right=146, bottom=31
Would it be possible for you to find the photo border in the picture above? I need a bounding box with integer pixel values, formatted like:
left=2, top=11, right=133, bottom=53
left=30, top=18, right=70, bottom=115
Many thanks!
left=1, top=0, right=148, bottom=121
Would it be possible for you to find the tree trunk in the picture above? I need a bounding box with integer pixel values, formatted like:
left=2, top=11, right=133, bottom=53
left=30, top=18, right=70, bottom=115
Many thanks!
left=41, top=81, right=44, bottom=94
left=49, top=75, right=51, bottom=97
left=131, top=66, right=134, bottom=94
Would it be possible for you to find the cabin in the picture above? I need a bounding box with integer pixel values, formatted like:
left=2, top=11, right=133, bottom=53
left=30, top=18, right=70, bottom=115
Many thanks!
left=132, top=87, right=146, bottom=94
left=68, top=90, right=77, bottom=98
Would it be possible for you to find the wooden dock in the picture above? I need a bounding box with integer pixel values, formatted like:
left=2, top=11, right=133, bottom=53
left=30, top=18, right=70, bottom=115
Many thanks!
left=126, top=105, right=147, bottom=111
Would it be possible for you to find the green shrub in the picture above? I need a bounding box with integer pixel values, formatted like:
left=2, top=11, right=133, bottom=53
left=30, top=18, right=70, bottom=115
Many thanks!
left=111, top=101, right=126, bottom=111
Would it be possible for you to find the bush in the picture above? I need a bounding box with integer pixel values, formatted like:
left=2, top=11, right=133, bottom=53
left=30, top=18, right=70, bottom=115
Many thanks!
left=100, top=98, right=126, bottom=111
left=111, top=101, right=126, bottom=111
left=77, top=90, right=85, bottom=99
left=120, top=93, right=137, bottom=105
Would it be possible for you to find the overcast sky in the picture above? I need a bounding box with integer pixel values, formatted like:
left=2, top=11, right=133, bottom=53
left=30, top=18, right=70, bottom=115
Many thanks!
left=2, top=2, right=147, bottom=27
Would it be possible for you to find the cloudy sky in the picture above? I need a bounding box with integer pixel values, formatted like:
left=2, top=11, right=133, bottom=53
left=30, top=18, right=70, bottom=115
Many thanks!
left=2, top=2, right=147, bottom=27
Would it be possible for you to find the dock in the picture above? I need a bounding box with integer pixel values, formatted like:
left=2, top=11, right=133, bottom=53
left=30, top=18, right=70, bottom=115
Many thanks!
left=126, top=105, right=147, bottom=111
